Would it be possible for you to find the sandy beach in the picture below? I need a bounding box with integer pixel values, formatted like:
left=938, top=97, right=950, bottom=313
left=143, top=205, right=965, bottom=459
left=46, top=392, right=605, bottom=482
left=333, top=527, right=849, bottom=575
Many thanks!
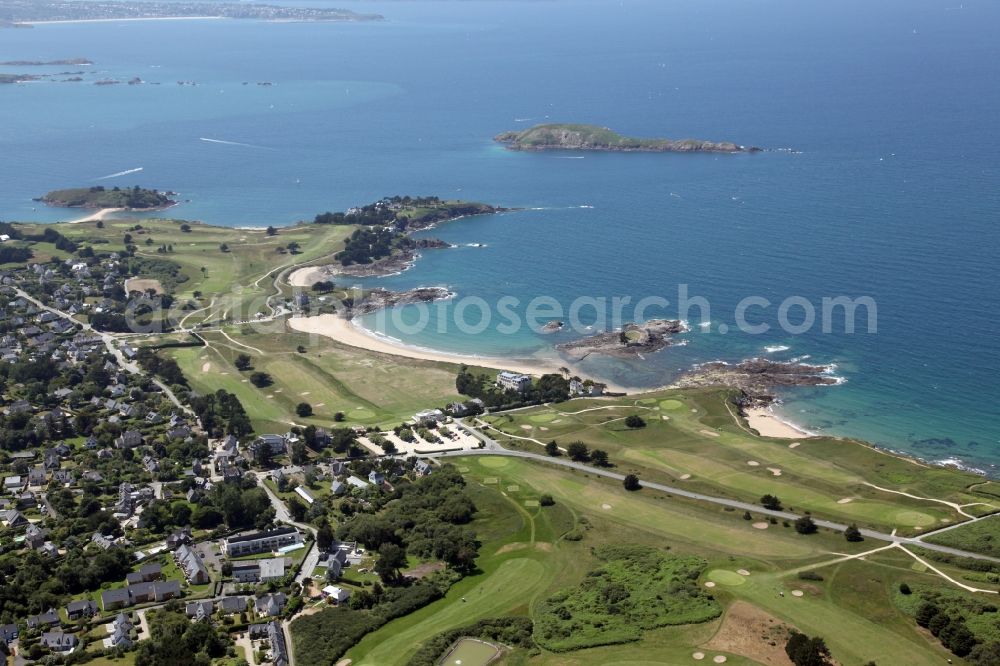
left=66, top=208, right=125, bottom=224
left=288, top=266, right=329, bottom=288
left=287, top=313, right=633, bottom=392
left=744, top=407, right=812, bottom=439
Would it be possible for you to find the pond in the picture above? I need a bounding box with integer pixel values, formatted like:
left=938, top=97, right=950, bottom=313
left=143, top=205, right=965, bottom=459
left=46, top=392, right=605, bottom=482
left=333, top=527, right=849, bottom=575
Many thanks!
left=439, top=638, right=500, bottom=666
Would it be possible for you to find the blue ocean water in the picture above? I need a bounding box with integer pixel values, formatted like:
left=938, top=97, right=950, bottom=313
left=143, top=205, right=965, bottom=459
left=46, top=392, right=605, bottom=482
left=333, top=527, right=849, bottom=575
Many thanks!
left=1, top=0, right=998, bottom=468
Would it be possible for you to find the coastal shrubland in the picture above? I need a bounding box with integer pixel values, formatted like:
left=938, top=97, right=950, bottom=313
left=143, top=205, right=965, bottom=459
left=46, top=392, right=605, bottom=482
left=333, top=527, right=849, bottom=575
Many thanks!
left=924, top=515, right=1000, bottom=558
left=533, top=545, right=720, bottom=651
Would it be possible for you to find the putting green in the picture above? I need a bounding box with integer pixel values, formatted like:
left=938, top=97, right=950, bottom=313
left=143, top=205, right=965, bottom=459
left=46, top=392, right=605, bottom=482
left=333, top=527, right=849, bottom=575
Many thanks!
left=659, top=399, right=685, bottom=411
left=894, top=510, right=936, bottom=527
left=480, top=457, right=510, bottom=469
left=529, top=413, right=557, bottom=423
left=706, top=570, right=747, bottom=586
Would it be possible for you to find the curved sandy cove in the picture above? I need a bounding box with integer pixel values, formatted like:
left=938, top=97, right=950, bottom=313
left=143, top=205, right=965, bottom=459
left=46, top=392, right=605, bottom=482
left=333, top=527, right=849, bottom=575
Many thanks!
left=287, top=314, right=640, bottom=390
left=744, top=407, right=812, bottom=439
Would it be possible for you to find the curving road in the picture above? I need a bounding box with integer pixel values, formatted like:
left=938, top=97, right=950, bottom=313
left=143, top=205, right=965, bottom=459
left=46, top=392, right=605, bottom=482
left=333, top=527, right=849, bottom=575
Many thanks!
left=439, top=422, right=1000, bottom=564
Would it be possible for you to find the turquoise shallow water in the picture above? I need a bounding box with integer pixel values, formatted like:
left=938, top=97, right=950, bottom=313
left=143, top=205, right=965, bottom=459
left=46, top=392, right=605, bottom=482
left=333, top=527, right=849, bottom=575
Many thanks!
left=1, top=0, right=998, bottom=469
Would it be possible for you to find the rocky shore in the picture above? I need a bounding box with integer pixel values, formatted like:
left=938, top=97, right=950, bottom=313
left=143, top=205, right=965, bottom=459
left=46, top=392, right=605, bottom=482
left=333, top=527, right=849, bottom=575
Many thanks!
left=557, top=319, right=687, bottom=358
left=345, top=287, right=453, bottom=317
left=673, top=358, right=839, bottom=394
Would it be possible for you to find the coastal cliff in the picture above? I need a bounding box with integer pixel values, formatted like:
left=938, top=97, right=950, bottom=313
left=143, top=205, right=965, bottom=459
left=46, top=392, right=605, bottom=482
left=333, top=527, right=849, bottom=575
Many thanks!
left=495, top=123, right=760, bottom=154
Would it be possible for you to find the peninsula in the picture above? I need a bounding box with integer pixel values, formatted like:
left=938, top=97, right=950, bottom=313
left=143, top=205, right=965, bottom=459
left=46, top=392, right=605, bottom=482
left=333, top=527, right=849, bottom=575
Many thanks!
left=36, top=185, right=176, bottom=210
left=295, top=196, right=506, bottom=280
left=495, top=123, right=760, bottom=153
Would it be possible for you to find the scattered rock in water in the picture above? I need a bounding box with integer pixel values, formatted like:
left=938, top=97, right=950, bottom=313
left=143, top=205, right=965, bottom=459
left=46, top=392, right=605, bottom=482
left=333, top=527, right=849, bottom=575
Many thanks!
left=540, top=320, right=565, bottom=333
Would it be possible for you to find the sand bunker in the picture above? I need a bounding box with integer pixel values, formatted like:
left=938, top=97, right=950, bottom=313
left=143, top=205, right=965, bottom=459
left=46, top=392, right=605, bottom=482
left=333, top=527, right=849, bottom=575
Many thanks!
left=737, top=569, right=750, bottom=576
left=601, top=503, right=612, bottom=510
left=747, top=460, right=760, bottom=467
left=788, top=442, right=801, bottom=448
left=201, top=362, right=211, bottom=372
left=692, top=653, right=705, bottom=661
left=520, top=425, right=533, bottom=431
left=713, top=657, right=727, bottom=664
left=704, top=582, right=716, bottom=588
left=700, top=429, right=720, bottom=437
left=767, top=467, right=782, bottom=476
left=752, top=522, right=769, bottom=530
left=837, top=498, right=853, bottom=504
left=300, top=391, right=310, bottom=396
left=791, top=590, right=804, bottom=597
left=680, top=473, right=692, bottom=480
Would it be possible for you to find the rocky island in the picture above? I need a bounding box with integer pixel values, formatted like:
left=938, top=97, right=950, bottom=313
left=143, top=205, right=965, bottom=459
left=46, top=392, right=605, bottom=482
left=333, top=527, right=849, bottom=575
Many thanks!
left=495, top=123, right=760, bottom=154
left=557, top=319, right=687, bottom=358
left=36, top=185, right=176, bottom=210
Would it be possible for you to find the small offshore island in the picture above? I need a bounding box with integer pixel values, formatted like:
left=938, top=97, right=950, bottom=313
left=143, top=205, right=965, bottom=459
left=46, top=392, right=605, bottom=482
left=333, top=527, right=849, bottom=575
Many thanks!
left=495, top=123, right=761, bottom=154
left=558, top=319, right=689, bottom=358
left=35, top=185, right=176, bottom=210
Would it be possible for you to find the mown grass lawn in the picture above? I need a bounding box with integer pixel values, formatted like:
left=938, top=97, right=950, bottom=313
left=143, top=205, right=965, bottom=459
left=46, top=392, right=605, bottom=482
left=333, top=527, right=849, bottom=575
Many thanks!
left=170, top=325, right=471, bottom=432
left=481, top=387, right=995, bottom=536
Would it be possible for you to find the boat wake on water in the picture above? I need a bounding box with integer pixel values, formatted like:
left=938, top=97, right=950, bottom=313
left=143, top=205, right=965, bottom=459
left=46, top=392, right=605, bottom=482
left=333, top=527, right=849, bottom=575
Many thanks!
left=96, top=167, right=143, bottom=180
left=199, top=137, right=273, bottom=150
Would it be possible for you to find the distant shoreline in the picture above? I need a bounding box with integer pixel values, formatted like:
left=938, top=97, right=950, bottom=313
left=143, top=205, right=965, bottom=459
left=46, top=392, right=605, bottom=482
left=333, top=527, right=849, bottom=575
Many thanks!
left=19, top=16, right=229, bottom=26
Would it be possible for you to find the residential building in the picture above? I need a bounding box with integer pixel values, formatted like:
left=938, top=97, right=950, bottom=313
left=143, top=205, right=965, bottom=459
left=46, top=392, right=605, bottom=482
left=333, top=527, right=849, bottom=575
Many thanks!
left=186, top=600, right=215, bottom=621
left=175, top=544, right=210, bottom=584
left=254, top=593, right=287, bottom=617
left=66, top=600, right=98, bottom=620
left=40, top=630, right=78, bottom=653
left=223, top=527, right=302, bottom=557
left=496, top=371, right=532, bottom=393
left=27, top=608, right=59, bottom=629
left=218, top=596, right=248, bottom=615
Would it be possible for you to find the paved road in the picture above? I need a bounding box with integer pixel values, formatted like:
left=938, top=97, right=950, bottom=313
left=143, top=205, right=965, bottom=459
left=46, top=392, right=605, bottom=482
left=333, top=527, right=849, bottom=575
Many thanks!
left=253, top=473, right=319, bottom=583
left=15, top=288, right=193, bottom=415
left=437, top=425, right=1000, bottom=564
